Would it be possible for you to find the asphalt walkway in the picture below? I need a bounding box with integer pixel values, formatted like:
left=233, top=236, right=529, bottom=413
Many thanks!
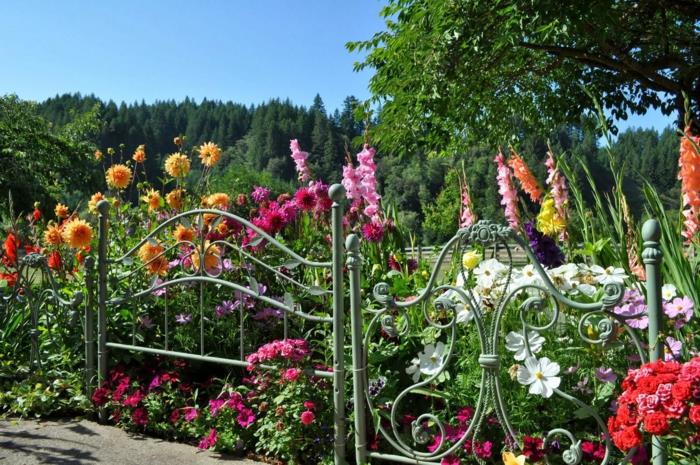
left=0, top=419, right=262, bottom=465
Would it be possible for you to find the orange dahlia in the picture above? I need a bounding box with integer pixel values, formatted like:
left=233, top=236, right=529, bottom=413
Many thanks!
left=207, top=192, right=230, bottom=209
left=61, top=219, right=93, bottom=249
left=88, top=192, right=105, bottom=214
left=43, top=224, right=63, bottom=246
left=94, top=149, right=103, bottom=161
left=54, top=203, right=69, bottom=219
left=105, top=164, right=132, bottom=190
left=508, top=148, right=543, bottom=203
left=164, top=153, right=191, bottom=178
left=132, top=144, right=146, bottom=163
left=191, top=241, right=220, bottom=273
left=166, top=188, right=185, bottom=210
left=138, top=240, right=168, bottom=275
left=173, top=224, right=196, bottom=243
left=142, top=189, right=162, bottom=211
left=198, top=142, right=221, bottom=168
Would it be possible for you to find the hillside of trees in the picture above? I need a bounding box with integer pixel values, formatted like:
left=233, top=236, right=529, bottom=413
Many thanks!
left=0, top=93, right=681, bottom=244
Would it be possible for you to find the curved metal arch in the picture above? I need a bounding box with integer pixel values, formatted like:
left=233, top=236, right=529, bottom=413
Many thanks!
left=110, top=208, right=331, bottom=268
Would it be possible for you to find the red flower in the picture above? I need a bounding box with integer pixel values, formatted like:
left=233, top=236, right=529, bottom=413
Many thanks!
left=672, top=381, right=692, bottom=401
left=131, top=407, right=148, bottom=426
left=689, top=405, right=700, bottom=426
left=32, top=208, right=41, bottom=222
left=637, top=376, right=661, bottom=394
left=294, top=187, right=317, bottom=211
left=91, top=387, right=110, bottom=407
left=170, top=409, right=180, bottom=424
left=3, top=233, right=19, bottom=266
left=47, top=251, right=62, bottom=270
left=0, top=272, right=17, bottom=288
left=643, top=412, right=669, bottom=435
left=303, top=401, right=316, bottom=410
left=197, top=428, right=218, bottom=450
left=613, top=426, right=642, bottom=451
left=300, top=410, right=315, bottom=425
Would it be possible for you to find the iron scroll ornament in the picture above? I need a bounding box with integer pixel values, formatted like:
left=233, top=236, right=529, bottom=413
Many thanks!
left=360, top=220, right=637, bottom=465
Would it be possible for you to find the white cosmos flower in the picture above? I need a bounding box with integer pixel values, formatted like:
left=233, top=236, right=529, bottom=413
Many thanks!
left=569, top=280, right=597, bottom=297
left=662, top=284, right=677, bottom=301
left=517, top=356, right=561, bottom=398
left=548, top=264, right=578, bottom=291
left=405, top=357, right=421, bottom=382
left=514, top=264, right=544, bottom=288
left=590, top=265, right=628, bottom=285
left=505, top=330, right=545, bottom=361
left=473, top=258, right=508, bottom=290
left=418, top=342, right=446, bottom=376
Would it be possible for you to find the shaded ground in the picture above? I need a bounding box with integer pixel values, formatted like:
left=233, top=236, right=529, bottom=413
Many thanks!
left=0, top=419, right=262, bottom=465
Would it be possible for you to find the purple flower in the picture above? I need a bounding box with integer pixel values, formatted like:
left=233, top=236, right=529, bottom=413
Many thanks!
left=253, top=308, right=283, bottom=320
left=663, top=296, right=694, bottom=328
left=612, top=288, right=648, bottom=329
left=251, top=186, right=271, bottom=203
left=215, top=300, right=240, bottom=318
left=175, top=313, right=192, bottom=324
left=151, top=278, right=167, bottom=297
left=139, top=315, right=154, bottom=329
left=223, top=258, right=234, bottom=270
left=572, top=376, right=592, bottom=395
left=664, top=336, right=682, bottom=361
left=523, top=222, right=565, bottom=267
left=594, top=367, right=617, bottom=384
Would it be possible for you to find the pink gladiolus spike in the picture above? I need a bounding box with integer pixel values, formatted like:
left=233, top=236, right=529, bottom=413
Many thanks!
left=495, top=149, right=520, bottom=229
left=290, top=139, right=311, bottom=183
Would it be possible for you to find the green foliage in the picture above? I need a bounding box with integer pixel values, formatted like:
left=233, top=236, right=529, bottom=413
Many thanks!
left=0, top=95, right=100, bottom=214
left=348, top=0, right=699, bottom=153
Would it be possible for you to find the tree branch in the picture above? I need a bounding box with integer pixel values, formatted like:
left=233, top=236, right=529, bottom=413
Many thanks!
left=519, top=41, right=684, bottom=94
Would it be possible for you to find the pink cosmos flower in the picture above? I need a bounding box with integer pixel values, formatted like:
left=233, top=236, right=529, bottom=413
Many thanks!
left=300, top=410, right=315, bottom=425
left=664, top=336, right=683, bottom=361
left=663, top=296, right=694, bottom=320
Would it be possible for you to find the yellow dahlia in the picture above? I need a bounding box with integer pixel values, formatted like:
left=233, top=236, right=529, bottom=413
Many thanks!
left=191, top=241, right=220, bottom=273
left=173, top=224, right=196, bottom=243
left=88, top=192, right=105, bottom=214
left=105, top=164, right=132, bottom=190
left=164, top=152, right=191, bottom=178
left=54, top=203, right=69, bottom=219
left=43, top=224, right=63, bottom=246
left=138, top=240, right=168, bottom=276
left=166, top=188, right=185, bottom=210
left=142, top=189, right=162, bottom=211
left=132, top=144, right=146, bottom=163
left=94, top=149, right=103, bottom=161
left=207, top=192, right=230, bottom=209
left=61, top=219, right=93, bottom=249
left=198, top=142, right=221, bottom=168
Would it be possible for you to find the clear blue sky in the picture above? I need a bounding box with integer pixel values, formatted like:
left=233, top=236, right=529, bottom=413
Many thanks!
left=1, top=0, right=675, bottom=131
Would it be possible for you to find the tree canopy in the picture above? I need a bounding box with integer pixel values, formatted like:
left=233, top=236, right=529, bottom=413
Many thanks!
left=348, top=0, right=700, bottom=153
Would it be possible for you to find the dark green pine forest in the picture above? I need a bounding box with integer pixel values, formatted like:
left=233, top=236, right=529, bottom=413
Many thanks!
left=0, top=93, right=681, bottom=244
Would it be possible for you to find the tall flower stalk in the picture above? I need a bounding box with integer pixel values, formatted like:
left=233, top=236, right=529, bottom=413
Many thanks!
left=508, top=147, right=543, bottom=203
left=289, top=139, right=311, bottom=183
left=495, top=148, right=520, bottom=229
left=679, top=128, right=700, bottom=242
left=544, top=145, right=569, bottom=240
left=459, top=163, right=476, bottom=228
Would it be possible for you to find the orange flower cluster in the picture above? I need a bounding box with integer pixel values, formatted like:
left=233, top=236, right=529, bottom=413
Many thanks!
left=142, top=189, right=161, bottom=211
left=94, top=149, right=103, bottom=161
left=173, top=224, right=196, bottom=243
left=508, top=149, right=543, bottom=203
left=206, top=192, right=230, bottom=209
left=132, top=144, right=146, bottom=163
left=138, top=240, right=168, bottom=275
left=679, top=128, right=700, bottom=241
left=54, top=203, right=69, bottom=219
left=89, top=192, right=105, bottom=213
left=44, top=224, right=63, bottom=246
left=191, top=241, right=221, bottom=273
left=106, top=164, right=132, bottom=190
left=164, top=153, right=191, bottom=178
left=166, top=188, right=185, bottom=210
left=61, top=219, right=93, bottom=249
left=198, top=142, right=221, bottom=168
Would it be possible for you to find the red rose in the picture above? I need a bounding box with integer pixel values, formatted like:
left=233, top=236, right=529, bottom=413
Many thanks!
left=613, top=426, right=642, bottom=451
left=689, top=405, right=700, bottom=426
left=672, top=381, right=692, bottom=402
left=300, top=410, right=315, bottom=425
left=643, top=412, right=669, bottom=435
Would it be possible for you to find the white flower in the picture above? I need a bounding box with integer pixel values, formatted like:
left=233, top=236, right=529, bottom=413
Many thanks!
left=456, top=301, right=474, bottom=324
left=515, top=264, right=544, bottom=287
left=418, top=342, right=446, bottom=376
left=548, top=264, right=578, bottom=291
left=517, top=356, right=561, bottom=398
left=473, top=258, right=507, bottom=290
left=405, top=357, right=420, bottom=382
left=505, top=330, right=545, bottom=361
left=662, top=284, right=677, bottom=301
left=569, top=280, right=597, bottom=297
left=590, top=265, right=627, bottom=285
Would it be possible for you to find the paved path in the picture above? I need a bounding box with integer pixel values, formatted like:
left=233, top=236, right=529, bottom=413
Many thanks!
left=0, top=419, right=262, bottom=465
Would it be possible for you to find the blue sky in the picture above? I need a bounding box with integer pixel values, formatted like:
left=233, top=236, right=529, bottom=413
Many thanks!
left=1, top=0, right=675, bottom=131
